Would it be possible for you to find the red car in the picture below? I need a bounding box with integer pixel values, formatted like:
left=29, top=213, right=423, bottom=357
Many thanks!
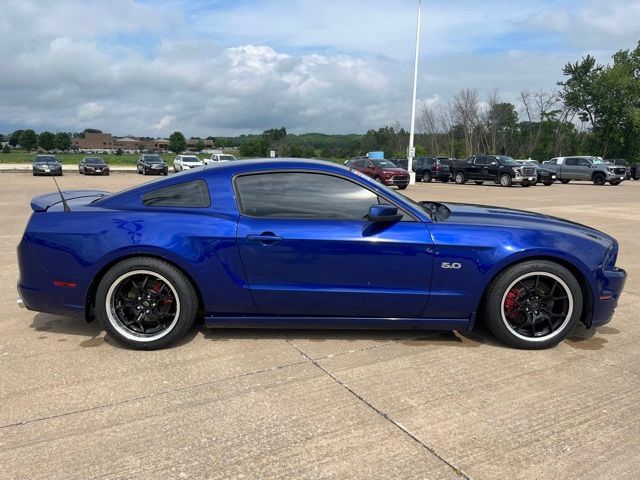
left=349, top=158, right=410, bottom=189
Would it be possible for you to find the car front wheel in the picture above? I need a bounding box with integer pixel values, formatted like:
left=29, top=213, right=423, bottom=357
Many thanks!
left=95, top=257, right=198, bottom=350
left=500, top=174, right=512, bottom=187
left=560, top=179, right=570, bottom=184
left=593, top=173, right=606, bottom=185
left=482, top=260, right=582, bottom=349
left=454, top=172, right=466, bottom=184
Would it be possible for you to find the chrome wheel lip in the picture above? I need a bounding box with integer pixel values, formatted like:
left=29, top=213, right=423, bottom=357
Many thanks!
left=105, top=270, right=181, bottom=342
left=500, top=175, right=510, bottom=186
left=500, top=271, right=574, bottom=342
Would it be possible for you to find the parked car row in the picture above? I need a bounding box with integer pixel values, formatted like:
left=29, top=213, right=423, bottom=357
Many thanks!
left=31, top=153, right=239, bottom=177
left=394, top=154, right=638, bottom=187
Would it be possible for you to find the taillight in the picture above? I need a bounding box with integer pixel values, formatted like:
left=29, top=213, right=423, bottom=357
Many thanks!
left=435, top=163, right=440, bottom=171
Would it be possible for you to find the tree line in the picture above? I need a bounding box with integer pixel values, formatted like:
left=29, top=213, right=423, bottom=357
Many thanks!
left=3, top=42, right=638, bottom=161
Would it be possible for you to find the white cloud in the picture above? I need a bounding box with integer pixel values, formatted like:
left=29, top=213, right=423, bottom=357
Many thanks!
left=0, top=0, right=638, bottom=136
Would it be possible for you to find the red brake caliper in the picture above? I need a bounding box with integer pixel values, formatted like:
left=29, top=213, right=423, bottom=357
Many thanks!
left=503, top=288, right=521, bottom=320
left=153, top=281, right=173, bottom=305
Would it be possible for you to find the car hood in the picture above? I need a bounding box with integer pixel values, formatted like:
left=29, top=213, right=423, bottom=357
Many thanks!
left=441, top=202, right=615, bottom=247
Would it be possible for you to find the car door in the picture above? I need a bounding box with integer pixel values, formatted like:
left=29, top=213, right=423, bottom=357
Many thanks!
left=578, top=158, right=593, bottom=180
left=235, top=171, right=434, bottom=318
left=468, top=156, right=485, bottom=179
left=563, top=158, right=580, bottom=179
left=485, top=156, right=501, bottom=179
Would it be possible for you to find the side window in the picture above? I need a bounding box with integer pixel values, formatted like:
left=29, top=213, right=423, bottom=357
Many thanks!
left=474, top=156, right=488, bottom=165
left=236, top=172, right=380, bottom=220
left=579, top=158, right=591, bottom=167
left=354, top=160, right=364, bottom=168
left=565, top=158, right=578, bottom=166
left=547, top=158, right=557, bottom=165
left=142, top=180, right=210, bottom=208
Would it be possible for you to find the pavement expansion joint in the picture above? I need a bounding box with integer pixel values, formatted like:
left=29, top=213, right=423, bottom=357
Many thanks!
left=0, top=358, right=308, bottom=430
left=284, top=338, right=471, bottom=479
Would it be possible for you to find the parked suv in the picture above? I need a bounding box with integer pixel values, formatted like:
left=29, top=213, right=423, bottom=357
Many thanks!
left=544, top=156, right=625, bottom=185
left=173, top=154, right=204, bottom=172
left=137, top=154, right=168, bottom=176
left=349, top=158, right=410, bottom=189
left=452, top=155, right=537, bottom=187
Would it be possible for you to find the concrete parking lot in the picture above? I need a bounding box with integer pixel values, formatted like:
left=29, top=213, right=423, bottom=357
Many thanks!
left=1, top=172, right=638, bottom=479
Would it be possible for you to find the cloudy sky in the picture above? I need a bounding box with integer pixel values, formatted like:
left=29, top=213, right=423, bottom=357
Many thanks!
left=1, top=0, right=638, bottom=137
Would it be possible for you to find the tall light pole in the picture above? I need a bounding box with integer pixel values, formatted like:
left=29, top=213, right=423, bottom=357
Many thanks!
left=407, top=0, right=422, bottom=185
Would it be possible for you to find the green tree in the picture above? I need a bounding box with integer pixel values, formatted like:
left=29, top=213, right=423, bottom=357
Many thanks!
left=39, top=131, right=56, bottom=151
left=54, top=132, right=72, bottom=151
left=195, top=139, right=206, bottom=151
left=239, top=137, right=267, bottom=157
left=559, top=42, right=640, bottom=159
left=168, top=131, right=187, bottom=154
left=9, top=130, right=23, bottom=147
left=20, top=129, right=38, bottom=152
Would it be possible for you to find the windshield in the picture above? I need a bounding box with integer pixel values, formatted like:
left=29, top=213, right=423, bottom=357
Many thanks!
left=85, top=158, right=105, bottom=164
left=34, top=156, right=59, bottom=164
left=219, top=155, right=237, bottom=161
left=182, top=156, right=200, bottom=162
left=144, top=156, right=163, bottom=163
left=495, top=156, right=519, bottom=166
left=592, top=158, right=605, bottom=165
left=371, top=159, right=397, bottom=168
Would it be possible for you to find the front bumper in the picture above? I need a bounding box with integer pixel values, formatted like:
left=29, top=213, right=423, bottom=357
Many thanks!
left=382, top=176, right=410, bottom=187
left=512, top=175, right=536, bottom=184
left=590, top=267, right=627, bottom=327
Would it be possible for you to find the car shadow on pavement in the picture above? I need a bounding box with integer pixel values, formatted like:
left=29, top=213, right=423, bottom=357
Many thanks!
left=203, top=325, right=507, bottom=350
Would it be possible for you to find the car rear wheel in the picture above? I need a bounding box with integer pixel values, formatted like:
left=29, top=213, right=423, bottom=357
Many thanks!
left=95, top=257, right=198, bottom=350
left=454, top=171, right=466, bottom=184
left=474, top=181, right=484, bottom=185
left=423, top=172, right=432, bottom=183
left=593, top=173, right=605, bottom=185
left=560, top=179, right=570, bottom=184
left=398, top=185, right=408, bottom=190
left=500, top=174, right=512, bottom=187
left=543, top=182, right=553, bottom=186
left=482, top=260, right=582, bottom=349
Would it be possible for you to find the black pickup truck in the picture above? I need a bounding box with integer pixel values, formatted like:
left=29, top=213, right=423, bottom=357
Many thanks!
left=452, top=155, right=538, bottom=187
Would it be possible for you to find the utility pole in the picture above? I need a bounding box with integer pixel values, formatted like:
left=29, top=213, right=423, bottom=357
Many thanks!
left=407, top=0, right=422, bottom=185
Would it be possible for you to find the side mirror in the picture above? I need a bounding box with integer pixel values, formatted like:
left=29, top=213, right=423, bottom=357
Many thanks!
left=491, top=161, right=498, bottom=166
left=368, top=204, right=402, bottom=223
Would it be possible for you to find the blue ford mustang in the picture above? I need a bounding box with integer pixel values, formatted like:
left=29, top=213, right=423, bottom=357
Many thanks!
left=17, top=159, right=626, bottom=350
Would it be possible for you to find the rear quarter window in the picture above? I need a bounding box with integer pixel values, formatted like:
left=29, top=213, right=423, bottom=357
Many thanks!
left=142, top=180, right=210, bottom=208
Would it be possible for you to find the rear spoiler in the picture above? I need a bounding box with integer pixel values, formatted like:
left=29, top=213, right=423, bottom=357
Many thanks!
left=30, top=190, right=111, bottom=212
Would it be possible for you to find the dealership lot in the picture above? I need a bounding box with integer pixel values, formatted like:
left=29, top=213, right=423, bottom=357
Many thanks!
left=1, top=172, right=639, bottom=479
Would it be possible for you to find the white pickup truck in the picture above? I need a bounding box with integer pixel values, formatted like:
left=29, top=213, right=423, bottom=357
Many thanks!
left=204, top=153, right=238, bottom=164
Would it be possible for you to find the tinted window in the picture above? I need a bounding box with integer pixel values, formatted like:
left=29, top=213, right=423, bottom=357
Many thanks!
left=547, top=158, right=557, bottom=165
left=579, top=158, right=592, bottom=167
left=236, top=172, right=378, bottom=219
left=142, top=180, right=210, bottom=208
left=85, top=158, right=105, bottom=164
left=474, top=157, right=489, bottom=165
left=565, top=158, right=579, bottom=166
left=354, top=160, right=364, bottom=168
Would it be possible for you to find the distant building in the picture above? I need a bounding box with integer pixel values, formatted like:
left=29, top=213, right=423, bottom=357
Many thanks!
left=72, top=132, right=114, bottom=150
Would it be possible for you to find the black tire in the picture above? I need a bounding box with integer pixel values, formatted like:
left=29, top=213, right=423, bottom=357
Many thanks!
left=423, top=172, right=432, bottom=183
left=609, top=180, right=620, bottom=186
left=95, top=257, right=198, bottom=350
left=543, top=182, right=553, bottom=186
left=521, top=182, right=530, bottom=187
left=163, top=171, right=168, bottom=176
left=593, top=173, right=606, bottom=185
left=474, top=181, right=484, bottom=185
left=441, top=178, right=450, bottom=183
left=454, top=171, right=466, bottom=184
left=373, top=176, right=382, bottom=183
left=560, top=179, right=570, bottom=184
left=398, top=185, right=408, bottom=190
left=482, top=260, right=583, bottom=349
left=499, top=174, right=512, bottom=187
